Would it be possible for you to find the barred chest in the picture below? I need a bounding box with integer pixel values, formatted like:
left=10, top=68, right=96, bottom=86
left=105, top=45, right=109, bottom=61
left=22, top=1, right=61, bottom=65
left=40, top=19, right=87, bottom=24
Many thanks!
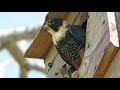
left=56, top=31, right=82, bottom=66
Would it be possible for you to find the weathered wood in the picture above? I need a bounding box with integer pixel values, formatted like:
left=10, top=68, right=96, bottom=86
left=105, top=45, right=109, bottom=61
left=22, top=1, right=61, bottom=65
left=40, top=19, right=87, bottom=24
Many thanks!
left=116, top=12, right=120, bottom=39
left=107, top=12, right=119, bottom=47
left=24, top=12, right=88, bottom=60
left=44, top=45, right=58, bottom=74
left=94, top=12, right=120, bottom=78
left=78, top=12, right=111, bottom=78
left=47, top=54, right=66, bottom=78
left=99, top=12, right=120, bottom=78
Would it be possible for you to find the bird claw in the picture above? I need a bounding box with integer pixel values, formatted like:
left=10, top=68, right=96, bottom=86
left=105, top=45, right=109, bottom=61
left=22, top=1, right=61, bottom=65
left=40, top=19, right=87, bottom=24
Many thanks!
left=60, top=64, right=79, bottom=78
left=71, top=71, right=79, bottom=78
left=63, top=74, right=70, bottom=78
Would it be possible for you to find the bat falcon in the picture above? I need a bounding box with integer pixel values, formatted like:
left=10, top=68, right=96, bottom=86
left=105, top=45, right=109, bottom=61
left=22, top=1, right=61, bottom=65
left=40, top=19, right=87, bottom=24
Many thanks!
left=43, top=18, right=86, bottom=78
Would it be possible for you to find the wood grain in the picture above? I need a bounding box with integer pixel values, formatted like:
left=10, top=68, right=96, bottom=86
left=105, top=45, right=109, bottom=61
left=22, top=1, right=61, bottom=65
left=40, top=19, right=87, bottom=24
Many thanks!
left=78, top=12, right=111, bottom=78
left=94, top=12, right=120, bottom=78
left=104, top=49, right=120, bottom=78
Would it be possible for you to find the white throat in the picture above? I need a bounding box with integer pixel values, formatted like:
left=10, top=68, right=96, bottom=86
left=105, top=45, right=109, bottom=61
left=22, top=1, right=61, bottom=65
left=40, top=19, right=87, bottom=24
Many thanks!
left=52, top=29, right=67, bottom=45
left=47, top=21, right=68, bottom=45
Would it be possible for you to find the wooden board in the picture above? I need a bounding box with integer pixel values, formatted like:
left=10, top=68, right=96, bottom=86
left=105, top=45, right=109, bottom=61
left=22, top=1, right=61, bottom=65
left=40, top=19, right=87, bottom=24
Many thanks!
left=104, top=49, right=120, bottom=78
left=94, top=43, right=119, bottom=78
left=78, top=12, right=111, bottom=78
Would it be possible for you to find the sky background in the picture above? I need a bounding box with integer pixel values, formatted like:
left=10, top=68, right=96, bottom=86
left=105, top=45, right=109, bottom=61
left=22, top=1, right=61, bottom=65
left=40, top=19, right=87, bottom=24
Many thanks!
left=0, top=12, right=48, bottom=78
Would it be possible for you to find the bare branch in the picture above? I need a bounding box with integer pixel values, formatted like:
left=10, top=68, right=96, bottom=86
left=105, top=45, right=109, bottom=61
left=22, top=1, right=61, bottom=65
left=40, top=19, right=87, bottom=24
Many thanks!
left=0, top=26, right=41, bottom=50
left=20, top=67, right=28, bottom=78
left=5, top=43, right=46, bottom=78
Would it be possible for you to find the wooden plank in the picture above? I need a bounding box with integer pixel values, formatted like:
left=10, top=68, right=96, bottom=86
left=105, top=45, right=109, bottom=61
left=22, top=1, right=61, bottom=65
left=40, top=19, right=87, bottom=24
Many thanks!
left=94, top=12, right=120, bottom=78
left=104, top=49, right=120, bottom=78
left=94, top=43, right=119, bottom=78
left=47, top=54, right=66, bottom=78
left=44, top=45, right=58, bottom=73
left=78, top=12, right=110, bottom=78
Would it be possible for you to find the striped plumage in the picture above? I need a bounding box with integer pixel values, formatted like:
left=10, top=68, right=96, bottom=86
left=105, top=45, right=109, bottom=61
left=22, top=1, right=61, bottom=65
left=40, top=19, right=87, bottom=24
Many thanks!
left=56, top=25, right=85, bottom=69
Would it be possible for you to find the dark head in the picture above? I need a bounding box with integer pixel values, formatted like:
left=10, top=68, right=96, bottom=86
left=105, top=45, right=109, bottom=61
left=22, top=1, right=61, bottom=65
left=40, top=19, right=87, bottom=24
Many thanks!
left=43, top=18, right=67, bottom=33
left=43, top=18, right=68, bottom=45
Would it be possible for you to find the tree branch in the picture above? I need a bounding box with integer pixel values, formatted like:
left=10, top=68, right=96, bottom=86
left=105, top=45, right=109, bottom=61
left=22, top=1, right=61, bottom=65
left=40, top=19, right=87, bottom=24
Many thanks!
left=5, top=43, right=46, bottom=78
left=0, top=26, right=41, bottom=50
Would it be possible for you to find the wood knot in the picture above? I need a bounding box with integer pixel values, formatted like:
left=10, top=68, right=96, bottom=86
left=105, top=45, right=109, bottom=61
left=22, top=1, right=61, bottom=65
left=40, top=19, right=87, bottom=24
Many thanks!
left=48, top=63, right=53, bottom=68
left=55, top=72, right=59, bottom=76
left=87, top=44, right=90, bottom=48
left=94, top=66, right=97, bottom=71
left=103, top=20, right=105, bottom=24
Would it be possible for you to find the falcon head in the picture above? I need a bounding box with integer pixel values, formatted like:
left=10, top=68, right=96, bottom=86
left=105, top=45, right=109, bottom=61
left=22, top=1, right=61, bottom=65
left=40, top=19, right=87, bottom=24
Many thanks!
left=43, top=18, right=68, bottom=45
left=43, top=18, right=68, bottom=34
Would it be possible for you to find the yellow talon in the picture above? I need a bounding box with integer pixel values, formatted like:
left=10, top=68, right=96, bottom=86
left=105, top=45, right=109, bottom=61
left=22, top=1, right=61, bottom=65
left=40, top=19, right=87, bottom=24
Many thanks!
left=63, top=74, right=69, bottom=78
left=71, top=71, right=79, bottom=78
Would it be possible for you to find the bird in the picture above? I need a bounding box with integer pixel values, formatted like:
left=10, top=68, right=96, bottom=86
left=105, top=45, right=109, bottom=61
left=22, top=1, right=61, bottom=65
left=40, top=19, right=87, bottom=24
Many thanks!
left=43, top=18, right=86, bottom=78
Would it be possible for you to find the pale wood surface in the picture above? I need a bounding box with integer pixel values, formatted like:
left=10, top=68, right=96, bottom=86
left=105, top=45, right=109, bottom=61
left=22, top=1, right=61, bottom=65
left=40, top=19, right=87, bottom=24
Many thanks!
left=107, top=12, right=119, bottom=47
left=78, top=12, right=111, bottom=78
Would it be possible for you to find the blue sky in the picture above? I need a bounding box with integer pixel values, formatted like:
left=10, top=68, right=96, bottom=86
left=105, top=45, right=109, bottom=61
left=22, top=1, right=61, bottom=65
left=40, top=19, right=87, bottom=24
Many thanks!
left=0, top=12, right=48, bottom=78
left=0, top=12, right=47, bottom=29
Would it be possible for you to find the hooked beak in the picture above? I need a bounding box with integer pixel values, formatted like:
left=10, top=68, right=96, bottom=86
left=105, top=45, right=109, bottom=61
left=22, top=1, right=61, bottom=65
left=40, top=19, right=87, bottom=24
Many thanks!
left=43, top=25, right=49, bottom=32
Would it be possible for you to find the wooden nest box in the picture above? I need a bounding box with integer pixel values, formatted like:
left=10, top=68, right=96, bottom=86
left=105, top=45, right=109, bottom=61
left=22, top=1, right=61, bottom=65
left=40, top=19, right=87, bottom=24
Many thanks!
left=24, top=12, right=120, bottom=78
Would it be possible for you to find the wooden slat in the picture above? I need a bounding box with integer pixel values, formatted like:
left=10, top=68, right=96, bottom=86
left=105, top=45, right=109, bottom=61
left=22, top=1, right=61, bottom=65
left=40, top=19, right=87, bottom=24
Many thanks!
left=47, top=54, right=66, bottom=78
left=78, top=12, right=111, bottom=78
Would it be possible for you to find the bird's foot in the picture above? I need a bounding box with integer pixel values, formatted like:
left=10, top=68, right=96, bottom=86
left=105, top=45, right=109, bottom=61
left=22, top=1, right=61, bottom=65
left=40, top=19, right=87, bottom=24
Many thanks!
left=63, top=74, right=70, bottom=78
left=71, top=71, right=79, bottom=78
left=60, top=64, right=70, bottom=78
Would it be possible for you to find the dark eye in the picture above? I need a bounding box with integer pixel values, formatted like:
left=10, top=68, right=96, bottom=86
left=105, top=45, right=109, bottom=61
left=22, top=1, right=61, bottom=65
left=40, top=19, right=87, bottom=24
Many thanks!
left=47, top=21, right=54, bottom=25
left=50, top=21, right=54, bottom=24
